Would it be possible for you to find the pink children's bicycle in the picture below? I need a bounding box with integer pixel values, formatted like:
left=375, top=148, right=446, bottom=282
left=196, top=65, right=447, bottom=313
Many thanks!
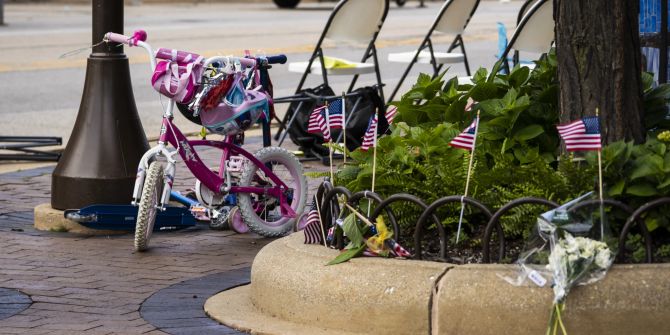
left=104, top=30, right=307, bottom=251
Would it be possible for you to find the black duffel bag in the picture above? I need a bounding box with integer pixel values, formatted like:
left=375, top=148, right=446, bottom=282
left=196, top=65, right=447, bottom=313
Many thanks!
left=284, top=85, right=388, bottom=156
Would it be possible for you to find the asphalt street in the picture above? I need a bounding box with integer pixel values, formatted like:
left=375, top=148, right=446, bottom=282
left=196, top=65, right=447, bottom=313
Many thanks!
left=0, top=1, right=524, bottom=144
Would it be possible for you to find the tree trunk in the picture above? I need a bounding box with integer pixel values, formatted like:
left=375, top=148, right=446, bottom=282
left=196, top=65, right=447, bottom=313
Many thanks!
left=555, top=0, right=644, bottom=143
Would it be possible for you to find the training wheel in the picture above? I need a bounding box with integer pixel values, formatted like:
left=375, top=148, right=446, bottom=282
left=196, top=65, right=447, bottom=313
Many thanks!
left=228, top=207, right=249, bottom=234
left=293, top=212, right=308, bottom=232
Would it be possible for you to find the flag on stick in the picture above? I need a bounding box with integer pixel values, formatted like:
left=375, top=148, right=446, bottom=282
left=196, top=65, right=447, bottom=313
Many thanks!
left=303, top=198, right=325, bottom=245
left=385, top=105, right=398, bottom=124
left=360, top=114, right=378, bottom=151
left=556, top=116, right=602, bottom=151
left=341, top=93, right=347, bottom=163
left=454, top=113, right=481, bottom=244
left=386, top=239, right=412, bottom=258
left=326, top=99, right=344, bottom=129
left=307, top=106, right=332, bottom=142
left=449, top=119, right=478, bottom=151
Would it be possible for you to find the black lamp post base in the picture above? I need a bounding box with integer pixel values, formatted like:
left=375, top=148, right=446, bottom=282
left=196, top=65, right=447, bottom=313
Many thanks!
left=51, top=55, right=148, bottom=210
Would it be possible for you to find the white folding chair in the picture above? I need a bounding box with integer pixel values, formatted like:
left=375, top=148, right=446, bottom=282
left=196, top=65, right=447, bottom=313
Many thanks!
left=458, top=0, right=553, bottom=85
left=501, top=0, right=553, bottom=73
left=387, top=0, right=480, bottom=101
left=274, top=0, right=389, bottom=147
left=288, top=0, right=389, bottom=101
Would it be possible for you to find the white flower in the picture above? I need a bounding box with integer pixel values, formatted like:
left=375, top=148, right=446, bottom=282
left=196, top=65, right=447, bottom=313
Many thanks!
left=581, top=244, right=595, bottom=259
left=595, top=248, right=613, bottom=269
left=568, top=253, right=579, bottom=263
left=563, top=234, right=579, bottom=254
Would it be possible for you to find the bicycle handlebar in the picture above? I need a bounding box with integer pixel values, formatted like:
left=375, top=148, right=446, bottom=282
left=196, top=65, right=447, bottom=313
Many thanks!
left=104, top=30, right=286, bottom=70
left=105, top=30, right=147, bottom=46
left=264, top=54, right=287, bottom=65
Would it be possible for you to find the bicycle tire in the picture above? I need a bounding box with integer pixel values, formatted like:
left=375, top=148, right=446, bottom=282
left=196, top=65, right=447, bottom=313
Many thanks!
left=134, top=161, right=164, bottom=252
left=238, top=147, right=307, bottom=237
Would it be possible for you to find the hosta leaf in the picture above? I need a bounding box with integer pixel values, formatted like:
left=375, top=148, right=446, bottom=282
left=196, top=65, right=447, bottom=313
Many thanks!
left=513, top=124, right=544, bottom=141
left=626, top=183, right=659, bottom=197
left=658, top=177, right=670, bottom=189
left=509, top=66, right=530, bottom=88
left=326, top=244, right=367, bottom=265
left=469, top=82, right=499, bottom=101
left=342, top=213, right=364, bottom=246
left=607, top=179, right=625, bottom=196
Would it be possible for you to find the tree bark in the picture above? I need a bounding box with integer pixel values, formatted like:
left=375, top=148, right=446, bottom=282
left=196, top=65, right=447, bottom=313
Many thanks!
left=555, top=0, right=644, bottom=143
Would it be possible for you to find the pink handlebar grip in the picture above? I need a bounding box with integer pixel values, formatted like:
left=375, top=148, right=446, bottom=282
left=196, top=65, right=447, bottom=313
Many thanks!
left=105, top=30, right=147, bottom=46
left=105, top=32, right=130, bottom=45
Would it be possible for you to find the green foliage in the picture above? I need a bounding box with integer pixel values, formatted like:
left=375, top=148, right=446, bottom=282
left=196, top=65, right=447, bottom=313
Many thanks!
left=327, top=244, right=366, bottom=265
left=588, top=135, right=670, bottom=234
left=643, top=72, right=670, bottom=132
left=326, top=213, right=367, bottom=265
left=336, top=51, right=592, bottom=244
left=320, top=50, right=670, bottom=261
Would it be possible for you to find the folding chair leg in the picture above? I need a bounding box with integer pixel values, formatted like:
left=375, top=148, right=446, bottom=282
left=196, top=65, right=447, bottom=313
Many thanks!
left=433, top=64, right=445, bottom=79
left=274, top=110, right=291, bottom=140
left=277, top=101, right=305, bottom=146
left=347, top=74, right=360, bottom=94
left=388, top=59, right=416, bottom=103
left=371, top=46, right=385, bottom=103
left=459, top=36, right=472, bottom=76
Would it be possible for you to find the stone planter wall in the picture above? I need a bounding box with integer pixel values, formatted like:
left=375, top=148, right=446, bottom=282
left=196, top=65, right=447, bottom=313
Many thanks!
left=206, top=233, right=670, bottom=335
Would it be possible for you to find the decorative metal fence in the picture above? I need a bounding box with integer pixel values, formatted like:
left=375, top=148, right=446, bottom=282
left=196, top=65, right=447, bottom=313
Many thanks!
left=313, top=180, right=667, bottom=264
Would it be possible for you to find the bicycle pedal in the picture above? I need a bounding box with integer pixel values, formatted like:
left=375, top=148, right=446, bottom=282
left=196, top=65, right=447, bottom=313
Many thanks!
left=227, top=156, right=245, bottom=172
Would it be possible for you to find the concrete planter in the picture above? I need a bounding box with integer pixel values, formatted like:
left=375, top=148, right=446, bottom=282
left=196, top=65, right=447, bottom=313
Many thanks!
left=205, top=233, right=670, bottom=335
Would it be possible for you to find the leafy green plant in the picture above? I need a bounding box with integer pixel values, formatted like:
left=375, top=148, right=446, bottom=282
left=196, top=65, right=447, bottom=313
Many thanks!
left=643, top=72, right=670, bottom=132
left=336, top=51, right=592, bottom=251
left=322, top=49, right=670, bottom=263
left=587, top=134, right=670, bottom=239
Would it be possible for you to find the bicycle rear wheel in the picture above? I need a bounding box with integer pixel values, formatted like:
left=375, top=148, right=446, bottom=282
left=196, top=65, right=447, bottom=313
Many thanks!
left=134, top=161, right=164, bottom=252
left=238, top=147, right=307, bottom=237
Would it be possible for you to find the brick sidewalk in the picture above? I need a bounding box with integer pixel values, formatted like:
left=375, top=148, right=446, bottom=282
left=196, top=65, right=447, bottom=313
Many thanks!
left=0, top=134, right=329, bottom=334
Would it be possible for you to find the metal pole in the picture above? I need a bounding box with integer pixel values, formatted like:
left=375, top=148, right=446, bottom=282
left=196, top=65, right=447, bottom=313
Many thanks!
left=51, top=0, right=149, bottom=209
left=661, top=0, right=668, bottom=84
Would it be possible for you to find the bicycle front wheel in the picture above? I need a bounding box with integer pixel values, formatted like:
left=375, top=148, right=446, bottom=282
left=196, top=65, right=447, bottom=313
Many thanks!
left=134, top=161, right=164, bottom=252
left=238, top=147, right=307, bottom=237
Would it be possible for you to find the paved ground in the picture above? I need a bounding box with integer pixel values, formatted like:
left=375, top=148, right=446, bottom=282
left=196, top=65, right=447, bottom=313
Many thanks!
left=0, top=135, right=328, bottom=334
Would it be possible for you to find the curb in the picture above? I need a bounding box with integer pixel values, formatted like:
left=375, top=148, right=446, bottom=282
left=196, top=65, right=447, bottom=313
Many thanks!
left=206, top=233, right=670, bottom=335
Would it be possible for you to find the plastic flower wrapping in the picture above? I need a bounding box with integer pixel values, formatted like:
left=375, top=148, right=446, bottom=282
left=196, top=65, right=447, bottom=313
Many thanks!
left=502, top=192, right=617, bottom=334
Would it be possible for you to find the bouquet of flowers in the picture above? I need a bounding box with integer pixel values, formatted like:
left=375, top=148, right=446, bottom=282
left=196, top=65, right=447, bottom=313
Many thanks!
left=546, top=232, right=614, bottom=334
left=501, top=193, right=616, bottom=335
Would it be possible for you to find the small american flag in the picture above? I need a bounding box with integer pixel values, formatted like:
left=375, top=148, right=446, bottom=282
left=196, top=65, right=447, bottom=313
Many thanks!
left=385, top=105, right=398, bottom=124
left=307, top=106, right=332, bottom=142
left=303, top=199, right=323, bottom=244
left=557, top=116, right=602, bottom=151
left=326, top=99, right=344, bottom=129
left=360, top=114, right=378, bottom=151
left=386, top=239, right=412, bottom=258
left=449, top=118, right=479, bottom=151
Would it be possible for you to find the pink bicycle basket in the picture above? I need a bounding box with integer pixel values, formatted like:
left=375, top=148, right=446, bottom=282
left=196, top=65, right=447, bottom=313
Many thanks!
left=199, top=73, right=269, bottom=136
left=151, top=48, right=204, bottom=104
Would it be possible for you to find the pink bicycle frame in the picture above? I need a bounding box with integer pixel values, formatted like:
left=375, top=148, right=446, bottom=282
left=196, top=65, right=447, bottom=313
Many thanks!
left=159, top=117, right=297, bottom=218
left=108, top=30, right=295, bottom=217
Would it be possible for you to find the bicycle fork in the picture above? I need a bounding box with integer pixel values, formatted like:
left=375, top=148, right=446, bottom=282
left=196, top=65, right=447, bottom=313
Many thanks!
left=131, top=144, right=178, bottom=211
